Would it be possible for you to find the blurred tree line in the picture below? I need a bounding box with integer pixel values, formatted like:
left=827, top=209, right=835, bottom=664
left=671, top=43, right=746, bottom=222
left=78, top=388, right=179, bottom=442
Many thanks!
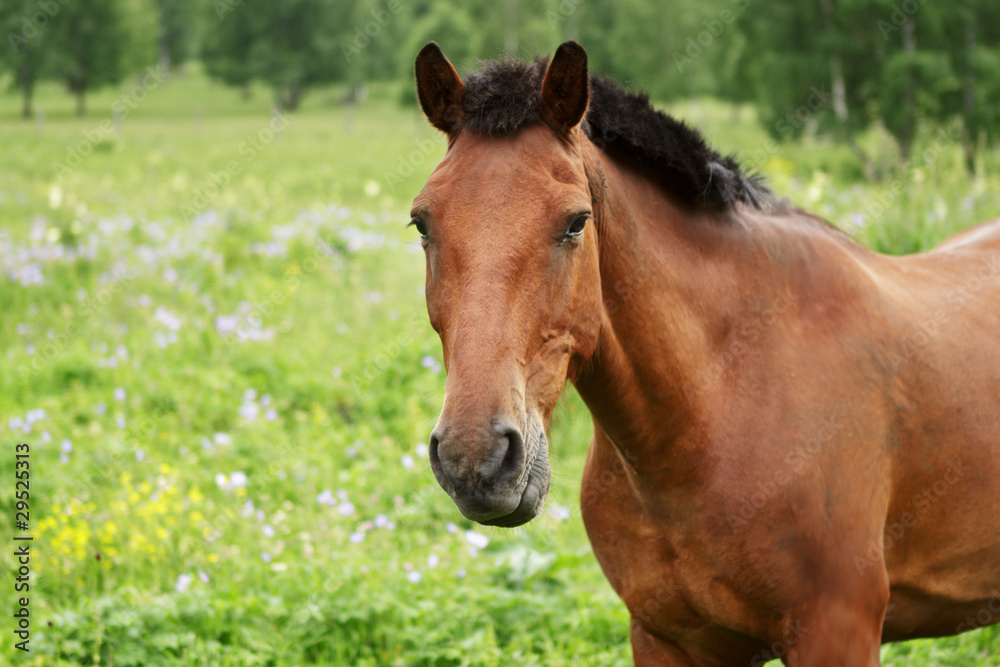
left=3, top=0, right=1000, bottom=170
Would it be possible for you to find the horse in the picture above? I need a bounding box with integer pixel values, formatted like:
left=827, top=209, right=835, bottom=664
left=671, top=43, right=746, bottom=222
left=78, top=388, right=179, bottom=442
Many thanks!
left=409, top=40, right=1000, bottom=666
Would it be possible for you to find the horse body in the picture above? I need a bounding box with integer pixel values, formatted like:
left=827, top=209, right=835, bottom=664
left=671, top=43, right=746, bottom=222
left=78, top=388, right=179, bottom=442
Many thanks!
left=411, top=40, right=1000, bottom=665
left=573, top=135, right=1000, bottom=663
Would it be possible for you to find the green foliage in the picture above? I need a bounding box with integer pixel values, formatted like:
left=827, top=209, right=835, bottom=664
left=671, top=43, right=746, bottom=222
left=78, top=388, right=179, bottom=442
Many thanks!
left=202, top=0, right=344, bottom=110
left=880, top=49, right=960, bottom=154
left=155, top=0, right=204, bottom=70
left=0, top=0, right=57, bottom=117
left=2, top=0, right=1000, bottom=172
left=0, top=0, right=158, bottom=117
left=403, top=4, right=481, bottom=75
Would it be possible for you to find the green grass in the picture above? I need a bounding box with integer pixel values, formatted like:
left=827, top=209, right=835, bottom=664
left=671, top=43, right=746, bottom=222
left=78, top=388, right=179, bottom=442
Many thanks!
left=0, top=68, right=998, bottom=665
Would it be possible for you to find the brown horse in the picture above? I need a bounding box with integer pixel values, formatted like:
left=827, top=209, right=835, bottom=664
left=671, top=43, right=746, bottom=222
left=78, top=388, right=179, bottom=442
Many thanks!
left=410, top=40, right=1000, bottom=666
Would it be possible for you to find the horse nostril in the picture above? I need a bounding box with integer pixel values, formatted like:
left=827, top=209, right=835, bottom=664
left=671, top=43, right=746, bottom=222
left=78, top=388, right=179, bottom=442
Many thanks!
left=481, top=420, right=524, bottom=488
left=428, top=430, right=453, bottom=490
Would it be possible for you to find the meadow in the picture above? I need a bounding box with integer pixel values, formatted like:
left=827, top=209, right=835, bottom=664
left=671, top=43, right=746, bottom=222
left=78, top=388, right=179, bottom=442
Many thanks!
left=1, top=67, right=999, bottom=666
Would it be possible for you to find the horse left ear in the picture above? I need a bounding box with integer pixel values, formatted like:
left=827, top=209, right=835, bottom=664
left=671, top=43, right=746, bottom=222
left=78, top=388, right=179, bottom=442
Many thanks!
left=415, top=42, right=465, bottom=134
left=541, top=41, right=589, bottom=134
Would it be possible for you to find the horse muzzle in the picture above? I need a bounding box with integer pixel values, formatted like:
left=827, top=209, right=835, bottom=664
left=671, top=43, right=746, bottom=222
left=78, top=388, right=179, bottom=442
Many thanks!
left=428, top=416, right=551, bottom=527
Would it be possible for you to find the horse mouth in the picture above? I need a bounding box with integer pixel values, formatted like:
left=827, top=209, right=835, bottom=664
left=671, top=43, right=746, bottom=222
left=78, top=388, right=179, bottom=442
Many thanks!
left=480, top=436, right=552, bottom=527
left=450, top=427, right=552, bottom=528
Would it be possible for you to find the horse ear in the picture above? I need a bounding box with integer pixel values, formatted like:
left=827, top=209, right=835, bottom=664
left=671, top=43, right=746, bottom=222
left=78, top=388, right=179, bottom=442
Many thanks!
left=541, top=40, right=589, bottom=134
left=415, top=42, right=465, bottom=133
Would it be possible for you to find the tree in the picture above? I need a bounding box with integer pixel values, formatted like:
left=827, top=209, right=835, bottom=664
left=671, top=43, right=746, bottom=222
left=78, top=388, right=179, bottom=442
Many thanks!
left=0, top=0, right=54, bottom=119
left=45, top=0, right=157, bottom=116
left=203, top=0, right=341, bottom=111
left=155, top=0, right=202, bottom=75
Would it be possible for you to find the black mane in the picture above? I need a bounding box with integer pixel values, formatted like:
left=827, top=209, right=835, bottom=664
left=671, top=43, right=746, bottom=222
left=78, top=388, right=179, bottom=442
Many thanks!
left=460, top=57, right=771, bottom=211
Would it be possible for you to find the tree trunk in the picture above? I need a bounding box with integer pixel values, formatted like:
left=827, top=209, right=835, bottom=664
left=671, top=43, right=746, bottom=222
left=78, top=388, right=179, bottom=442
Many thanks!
left=159, top=44, right=172, bottom=84
left=820, top=0, right=870, bottom=177
left=899, top=21, right=917, bottom=159
left=20, top=70, right=32, bottom=120
left=76, top=90, right=86, bottom=117
left=819, top=0, right=848, bottom=125
left=281, top=81, right=303, bottom=112
left=962, top=14, right=976, bottom=174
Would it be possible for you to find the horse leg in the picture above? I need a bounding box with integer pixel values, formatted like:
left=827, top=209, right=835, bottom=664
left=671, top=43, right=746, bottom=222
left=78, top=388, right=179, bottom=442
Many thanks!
left=781, top=586, right=889, bottom=667
left=631, top=623, right=745, bottom=667
left=631, top=624, right=698, bottom=666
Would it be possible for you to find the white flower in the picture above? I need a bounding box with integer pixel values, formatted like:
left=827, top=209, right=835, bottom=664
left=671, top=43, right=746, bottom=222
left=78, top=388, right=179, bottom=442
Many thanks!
left=263, top=525, right=275, bottom=538
left=261, top=552, right=271, bottom=562
left=374, top=514, right=389, bottom=528
left=456, top=568, right=467, bottom=579
left=401, top=454, right=415, bottom=470
left=446, top=522, right=458, bottom=534
left=239, top=402, right=259, bottom=421
left=113, top=387, right=126, bottom=401
left=415, top=443, right=428, bottom=458
left=427, top=554, right=440, bottom=569
left=549, top=504, right=571, bottom=521
left=198, top=571, right=210, bottom=584
left=317, top=489, right=336, bottom=505
left=213, top=432, right=232, bottom=446
left=215, top=473, right=229, bottom=489
left=349, top=531, right=365, bottom=544
left=407, top=571, right=422, bottom=583
left=230, top=471, right=248, bottom=488
left=215, top=315, right=240, bottom=335
left=135, top=449, right=145, bottom=462
left=153, top=306, right=182, bottom=331
left=465, top=530, right=489, bottom=549
left=175, top=574, right=193, bottom=593
left=337, top=501, right=355, bottom=517
left=61, top=439, right=73, bottom=453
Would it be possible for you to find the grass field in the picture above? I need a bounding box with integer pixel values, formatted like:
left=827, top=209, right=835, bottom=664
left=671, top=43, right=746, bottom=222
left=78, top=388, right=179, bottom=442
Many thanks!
left=1, top=67, right=999, bottom=665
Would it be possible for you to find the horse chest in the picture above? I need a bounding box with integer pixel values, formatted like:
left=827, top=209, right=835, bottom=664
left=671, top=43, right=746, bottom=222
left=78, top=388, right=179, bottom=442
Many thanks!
left=580, top=446, right=708, bottom=637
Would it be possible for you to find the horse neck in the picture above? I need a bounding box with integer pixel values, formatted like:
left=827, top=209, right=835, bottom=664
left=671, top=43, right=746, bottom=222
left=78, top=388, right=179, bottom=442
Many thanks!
left=573, top=143, right=797, bottom=465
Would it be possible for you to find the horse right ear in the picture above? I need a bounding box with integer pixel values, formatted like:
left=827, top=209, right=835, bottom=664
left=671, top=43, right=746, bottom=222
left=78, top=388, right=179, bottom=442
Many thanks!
left=415, top=42, right=465, bottom=134
left=540, top=40, right=589, bottom=134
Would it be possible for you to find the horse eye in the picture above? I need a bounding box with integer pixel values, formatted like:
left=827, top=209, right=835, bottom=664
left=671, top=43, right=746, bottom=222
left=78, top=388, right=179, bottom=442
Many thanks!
left=565, top=214, right=591, bottom=239
left=409, top=217, right=429, bottom=239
